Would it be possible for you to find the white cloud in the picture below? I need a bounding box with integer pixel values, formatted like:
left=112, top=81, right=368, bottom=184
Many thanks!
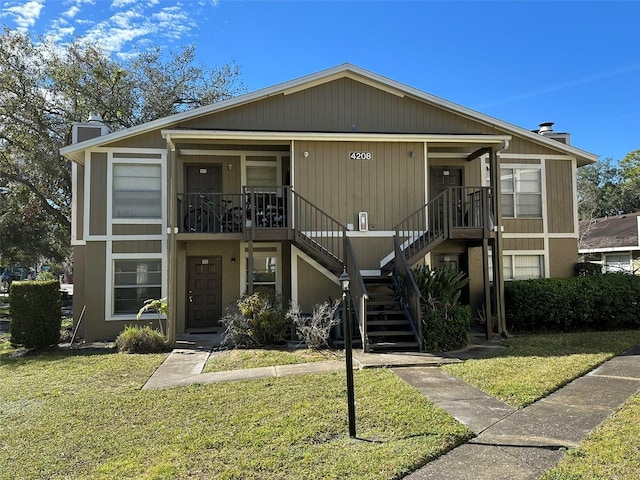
left=1, top=0, right=45, bottom=31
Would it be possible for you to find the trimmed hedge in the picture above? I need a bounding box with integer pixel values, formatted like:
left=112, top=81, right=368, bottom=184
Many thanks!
left=505, top=273, right=640, bottom=332
left=9, top=280, right=62, bottom=349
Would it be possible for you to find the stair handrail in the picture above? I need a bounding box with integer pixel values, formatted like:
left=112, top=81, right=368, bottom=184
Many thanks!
left=392, top=235, right=424, bottom=351
left=392, top=189, right=449, bottom=263
left=290, top=189, right=346, bottom=269
left=344, top=236, right=369, bottom=352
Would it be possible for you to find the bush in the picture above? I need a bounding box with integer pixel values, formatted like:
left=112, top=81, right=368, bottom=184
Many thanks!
left=575, top=262, right=602, bottom=276
left=423, top=305, right=471, bottom=351
left=505, top=273, right=640, bottom=332
left=36, top=271, right=57, bottom=281
left=115, top=325, right=168, bottom=353
left=9, top=280, right=62, bottom=349
left=221, top=289, right=288, bottom=347
left=410, top=265, right=471, bottom=351
left=287, top=300, right=341, bottom=349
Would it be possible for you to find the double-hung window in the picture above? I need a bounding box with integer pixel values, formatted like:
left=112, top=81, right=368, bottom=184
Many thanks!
left=113, top=259, right=162, bottom=315
left=501, top=168, right=542, bottom=218
left=113, top=164, right=162, bottom=219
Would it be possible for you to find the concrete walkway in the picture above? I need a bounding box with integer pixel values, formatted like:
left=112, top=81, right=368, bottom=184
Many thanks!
left=141, top=341, right=640, bottom=480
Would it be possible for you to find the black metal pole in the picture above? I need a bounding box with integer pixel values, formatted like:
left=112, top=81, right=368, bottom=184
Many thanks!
left=343, top=289, right=356, bottom=438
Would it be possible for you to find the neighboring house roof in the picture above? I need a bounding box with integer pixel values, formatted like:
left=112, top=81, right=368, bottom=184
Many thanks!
left=60, top=63, right=599, bottom=166
left=579, top=212, right=640, bottom=252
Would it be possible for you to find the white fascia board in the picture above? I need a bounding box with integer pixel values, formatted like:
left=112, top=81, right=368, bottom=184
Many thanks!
left=579, top=246, right=640, bottom=253
left=160, top=129, right=512, bottom=145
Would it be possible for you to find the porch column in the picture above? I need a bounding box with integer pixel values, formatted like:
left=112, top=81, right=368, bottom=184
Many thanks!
left=167, top=145, right=178, bottom=345
left=489, top=147, right=507, bottom=334
left=247, top=240, right=254, bottom=295
left=482, top=238, right=493, bottom=339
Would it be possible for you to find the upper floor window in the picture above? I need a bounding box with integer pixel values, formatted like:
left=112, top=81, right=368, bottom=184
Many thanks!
left=501, top=168, right=542, bottom=218
left=113, top=164, right=161, bottom=219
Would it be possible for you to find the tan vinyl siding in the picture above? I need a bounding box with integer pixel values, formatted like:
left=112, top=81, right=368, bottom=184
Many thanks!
left=296, top=256, right=341, bottom=312
left=112, top=240, right=162, bottom=254
left=546, top=159, right=575, bottom=234
left=503, top=238, right=544, bottom=250
left=549, top=238, right=578, bottom=277
left=348, top=237, right=394, bottom=270
left=72, top=244, right=86, bottom=336
left=501, top=158, right=541, bottom=165
left=76, top=164, right=85, bottom=241
left=503, top=218, right=544, bottom=234
left=506, top=137, right=562, bottom=156
left=112, top=224, right=163, bottom=235
left=82, top=242, right=107, bottom=341
left=89, top=152, right=107, bottom=235
left=106, top=131, right=165, bottom=149
left=294, top=141, right=425, bottom=229
left=182, top=78, right=499, bottom=135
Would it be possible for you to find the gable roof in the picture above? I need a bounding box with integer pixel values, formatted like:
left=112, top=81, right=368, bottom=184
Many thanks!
left=579, top=212, right=640, bottom=252
left=61, top=63, right=599, bottom=165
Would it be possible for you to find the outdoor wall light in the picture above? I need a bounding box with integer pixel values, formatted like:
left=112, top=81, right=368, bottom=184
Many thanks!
left=303, top=151, right=309, bottom=158
left=408, top=151, right=415, bottom=158
left=228, top=164, right=233, bottom=171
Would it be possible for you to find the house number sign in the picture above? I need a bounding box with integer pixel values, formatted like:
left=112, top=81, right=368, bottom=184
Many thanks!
left=349, top=151, right=373, bottom=160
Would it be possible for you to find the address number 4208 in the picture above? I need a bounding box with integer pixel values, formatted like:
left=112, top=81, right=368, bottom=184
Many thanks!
left=349, top=151, right=373, bottom=160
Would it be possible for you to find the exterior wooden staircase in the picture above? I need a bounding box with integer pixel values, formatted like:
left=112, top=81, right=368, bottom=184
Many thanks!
left=364, top=275, right=420, bottom=351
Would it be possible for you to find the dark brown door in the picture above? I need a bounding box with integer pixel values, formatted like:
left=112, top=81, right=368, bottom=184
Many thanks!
left=431, top=167, right=464, bottom=225
left=187, top=257, right=222, bottom=331
left=186, top=165, right=221, bottom=193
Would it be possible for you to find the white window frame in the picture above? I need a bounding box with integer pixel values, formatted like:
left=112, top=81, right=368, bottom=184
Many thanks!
left=240, top=242, right=282, bottom=295
left=603, top=253, right=632, bottom=273
left=489, top=251, right=545, bottom=281
left=500, top=167, right=543, bottom=219
left=106, top=252, right=166, bottom=320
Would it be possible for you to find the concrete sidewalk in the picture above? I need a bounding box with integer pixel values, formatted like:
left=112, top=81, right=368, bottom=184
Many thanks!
left=141, top=341, right=640, bottom=479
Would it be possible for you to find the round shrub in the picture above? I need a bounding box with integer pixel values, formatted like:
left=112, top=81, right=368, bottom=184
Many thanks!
left=115, top=324, right=168, bottom=353
left=422, top=305, right=471, bottom=351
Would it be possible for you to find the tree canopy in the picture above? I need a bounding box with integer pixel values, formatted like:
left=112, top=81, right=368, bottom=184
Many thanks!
left=577, top=149, right=640, bottom=221
left=0, top=27, right=244, bottom=267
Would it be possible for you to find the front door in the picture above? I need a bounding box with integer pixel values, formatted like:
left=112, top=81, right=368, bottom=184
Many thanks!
left=187, top=257, right=222, bottom=331
left=431, top=167, right=464, bottom=225
left=186, top=165, right=221, bottom=194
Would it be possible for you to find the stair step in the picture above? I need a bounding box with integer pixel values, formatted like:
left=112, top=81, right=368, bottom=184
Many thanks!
left=367, top=310, right=406, bottom=316
left=368, top=341, right=420, bottom=350
left=367, top=330, right=415, bottom=336
left=368, top=300, right=397, bottom=306
left=368, top=319, right=411, bottom=326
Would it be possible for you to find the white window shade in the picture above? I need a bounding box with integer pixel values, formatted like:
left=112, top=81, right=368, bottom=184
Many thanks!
left=113, top=164, right=161, bottom=218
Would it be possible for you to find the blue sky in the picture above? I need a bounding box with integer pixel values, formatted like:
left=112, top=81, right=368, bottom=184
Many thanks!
left=2, top=0, right=639, bottom=163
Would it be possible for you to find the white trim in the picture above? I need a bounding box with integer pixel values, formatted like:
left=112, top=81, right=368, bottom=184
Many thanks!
left=161, top=129, right=511, bottom=146
left=424, top=142, right=429, bottom=208
left=71, top=162, right=79, bottom=244
left=579, top=246, right=640, bottom=253
left=291, top=245, right=340, bottom=307
left=83, top=151, right=91, bottom=241
left=240, top=242, right=282, bottom=295
left=83, top=235, right=165, bottom=242
left=503, top=233, right=578, bottom=239
left=541, top=160, right=548, bottom=236
left=105, top=252, right=166, bottom=321
left=361, top=270, right=382, bottom=277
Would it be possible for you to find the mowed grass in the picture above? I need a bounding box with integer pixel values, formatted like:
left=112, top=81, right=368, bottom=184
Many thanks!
left=0, top=340, right=471, bottom=480
left=541, top=391, right=640, bottom=480
left=442, top=330, right=640, bottom=408
left=203, top=347, right=344, bottom=373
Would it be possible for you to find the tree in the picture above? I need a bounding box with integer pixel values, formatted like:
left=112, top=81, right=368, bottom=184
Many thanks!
left=577, top=158, right=624, bottom=220
left=0, top=27, right=244, bottom=265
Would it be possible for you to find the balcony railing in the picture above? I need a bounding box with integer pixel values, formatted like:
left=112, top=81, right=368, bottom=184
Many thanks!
left=178, top=193, right=244, bottom=233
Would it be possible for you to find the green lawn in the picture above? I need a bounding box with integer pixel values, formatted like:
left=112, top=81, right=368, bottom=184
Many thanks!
left=0, top=337, right=471, bottom=480
left=443, top=330, right=640, bottom=408
left=203, top=347, right=344, bottom=373
left=3, top=330, right=640, bottom=479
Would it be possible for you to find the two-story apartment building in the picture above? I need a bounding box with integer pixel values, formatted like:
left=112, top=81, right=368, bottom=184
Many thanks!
left=61, top=64, right=597, bottom=350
